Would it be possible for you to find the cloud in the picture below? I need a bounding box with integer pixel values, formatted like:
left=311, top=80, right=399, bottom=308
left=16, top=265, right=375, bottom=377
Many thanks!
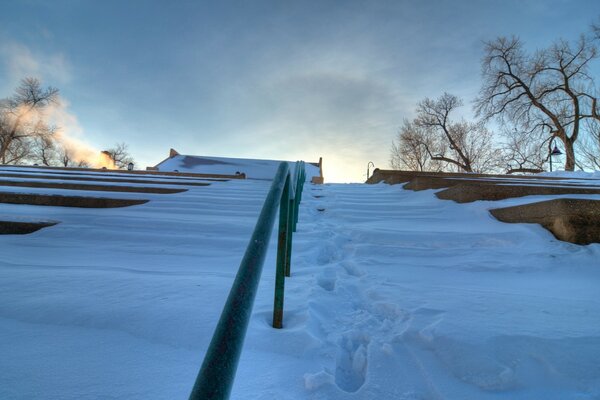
left=177, top=21, right=464, bottom=181
left=200, top=68, right=401, bottom=182
left=209, top=34, right=407, bottom=182
left=0, top=41, right=71, bottom=88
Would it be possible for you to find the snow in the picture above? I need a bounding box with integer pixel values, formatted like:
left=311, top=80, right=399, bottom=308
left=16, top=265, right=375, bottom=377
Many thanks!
left=155, top=154, right=322, bottom=181
left=0, top=169, right=599, bottom=399
left=540, top=171, right=600, bottom=180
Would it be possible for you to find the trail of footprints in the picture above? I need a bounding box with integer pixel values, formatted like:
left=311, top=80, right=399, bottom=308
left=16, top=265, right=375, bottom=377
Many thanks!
left=305, top=187, right=384, bottom=393
left=302, top=186, right=532, bottom=397
left=304, top=186, right=453, bottom=397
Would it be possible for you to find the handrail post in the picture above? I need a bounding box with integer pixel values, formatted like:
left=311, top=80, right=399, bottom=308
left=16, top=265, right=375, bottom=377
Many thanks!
left=292, top=165, right=302, bottom=232
left=273, top=175, right=291, bottom=328
left=188, top=160, right=307, bottom=398
left=188, top=162, right=289, bottom=400
left=285, top=195, right=294, bottom=277
left=287, top=161, right=304, bottom=274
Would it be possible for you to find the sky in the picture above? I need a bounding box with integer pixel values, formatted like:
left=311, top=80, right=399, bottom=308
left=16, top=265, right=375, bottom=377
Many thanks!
left=0, top=0, right=598, bottom=182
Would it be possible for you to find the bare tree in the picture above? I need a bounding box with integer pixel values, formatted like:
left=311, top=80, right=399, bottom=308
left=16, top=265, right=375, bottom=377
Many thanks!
left=414, top=93, right=498, bottom=173
left=500, top=128, right=546, bottom=174
left=32, top=135, right=58, bottom=166
left=0, top=78, right=59, bottom=164
left=390, top=93, right=499, bottom=173
left=76, top=159, right=91, bottom=168
left=57, top=146, right=78, bottom=167
left=27, top=138, right=90, bottom=168
left=576, top=119, right=600, bottom=170
left=390, top=120, right=444, bottom=171
left=476, top=33, right=600, bottom=171
left=3, top=136, right=33, bottom=165
left=104, top=142, right=134, bottom=169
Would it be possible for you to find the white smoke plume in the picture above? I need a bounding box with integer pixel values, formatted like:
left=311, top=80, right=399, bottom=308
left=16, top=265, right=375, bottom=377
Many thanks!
left=45, top=99, right=115, bottom=168
left=1, top=41, right=112, bottom=168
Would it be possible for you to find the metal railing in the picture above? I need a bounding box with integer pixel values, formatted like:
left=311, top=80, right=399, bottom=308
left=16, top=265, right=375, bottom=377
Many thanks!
left=188, top=161, right=306, bottom=400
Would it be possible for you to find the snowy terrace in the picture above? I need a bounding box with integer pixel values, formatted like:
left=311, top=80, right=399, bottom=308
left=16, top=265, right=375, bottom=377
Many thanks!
left=0, top=166, right=599, bottom=399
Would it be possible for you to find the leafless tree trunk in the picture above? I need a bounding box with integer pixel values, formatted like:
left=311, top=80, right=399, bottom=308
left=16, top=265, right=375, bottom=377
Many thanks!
left=59, top=147, right=73, bottom=167
left=32, top=135, right=58, bottom=166
left=476, top=34, right=600, bottom=171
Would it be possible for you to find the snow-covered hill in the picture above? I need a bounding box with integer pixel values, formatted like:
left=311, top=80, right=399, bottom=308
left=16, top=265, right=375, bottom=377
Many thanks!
left=0, top=168, right=599, bottom=399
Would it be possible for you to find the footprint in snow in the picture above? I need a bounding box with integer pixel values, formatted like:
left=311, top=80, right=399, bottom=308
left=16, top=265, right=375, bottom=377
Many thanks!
left=397, top=308, right=446, bottom=347
left=334, top=332, right=370, bottom=392
left=317, top=268, right=337, bottom=291
left=316, top=242, right=341, bottom=265
left=341, top=260, right=365, bottom=277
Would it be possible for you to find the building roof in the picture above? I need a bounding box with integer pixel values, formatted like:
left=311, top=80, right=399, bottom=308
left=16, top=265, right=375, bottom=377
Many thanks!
left=152, top=150, right=322, bottom=181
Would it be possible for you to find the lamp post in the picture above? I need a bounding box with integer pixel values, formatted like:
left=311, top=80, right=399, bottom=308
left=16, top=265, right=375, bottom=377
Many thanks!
left=549, top=137, right=563, bottom=172
left=366, top=161, right=375, bottom=179
left=127, top=162, right=134, bottom=171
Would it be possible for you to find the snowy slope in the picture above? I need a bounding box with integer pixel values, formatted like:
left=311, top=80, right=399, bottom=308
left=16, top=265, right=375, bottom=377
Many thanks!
left=0, top=175, right=275, bottom=399
left=1, top=172, right=599, bottom=399
left=252, top=183, right=600, bottom=399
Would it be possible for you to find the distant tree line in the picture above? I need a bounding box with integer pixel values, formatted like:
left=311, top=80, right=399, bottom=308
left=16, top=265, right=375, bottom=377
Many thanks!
left=391, top=20, right=600, bottom=173
left=0, top=78, right=134, bottom=169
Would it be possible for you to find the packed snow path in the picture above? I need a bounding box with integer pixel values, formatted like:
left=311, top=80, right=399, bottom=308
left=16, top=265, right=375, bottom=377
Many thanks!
left=1, top=178, right=599, bottom=399
left=235, top=183, right=600, bottom=399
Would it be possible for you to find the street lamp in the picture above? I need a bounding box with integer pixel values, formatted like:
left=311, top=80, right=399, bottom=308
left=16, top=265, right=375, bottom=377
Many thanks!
left=366, top=161, right=375, bottom=179
left=127, top=162, right=134, bottom=171
left=549, top=137, right=563, bottom=172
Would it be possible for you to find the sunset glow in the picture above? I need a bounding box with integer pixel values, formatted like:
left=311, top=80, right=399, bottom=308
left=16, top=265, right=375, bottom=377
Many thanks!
left=1, top=1, right=598, bottom=180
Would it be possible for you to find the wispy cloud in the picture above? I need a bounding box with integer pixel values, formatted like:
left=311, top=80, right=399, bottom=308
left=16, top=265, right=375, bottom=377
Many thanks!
left=0, top=41, right=71, bottom=89
left=185, top=38, right=409, bottom=181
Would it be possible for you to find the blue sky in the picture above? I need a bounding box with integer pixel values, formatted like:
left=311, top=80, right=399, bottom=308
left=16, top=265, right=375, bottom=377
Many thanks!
left=0, top=0, right=597, bottom=181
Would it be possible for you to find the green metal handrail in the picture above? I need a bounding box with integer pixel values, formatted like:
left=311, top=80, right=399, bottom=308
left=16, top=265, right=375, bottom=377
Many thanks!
left=189, top=161, right=306, bottom=400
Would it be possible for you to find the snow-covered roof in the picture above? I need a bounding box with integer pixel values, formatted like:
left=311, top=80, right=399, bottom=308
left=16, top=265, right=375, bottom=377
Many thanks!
left=152, top=151, right=322, bottom=181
